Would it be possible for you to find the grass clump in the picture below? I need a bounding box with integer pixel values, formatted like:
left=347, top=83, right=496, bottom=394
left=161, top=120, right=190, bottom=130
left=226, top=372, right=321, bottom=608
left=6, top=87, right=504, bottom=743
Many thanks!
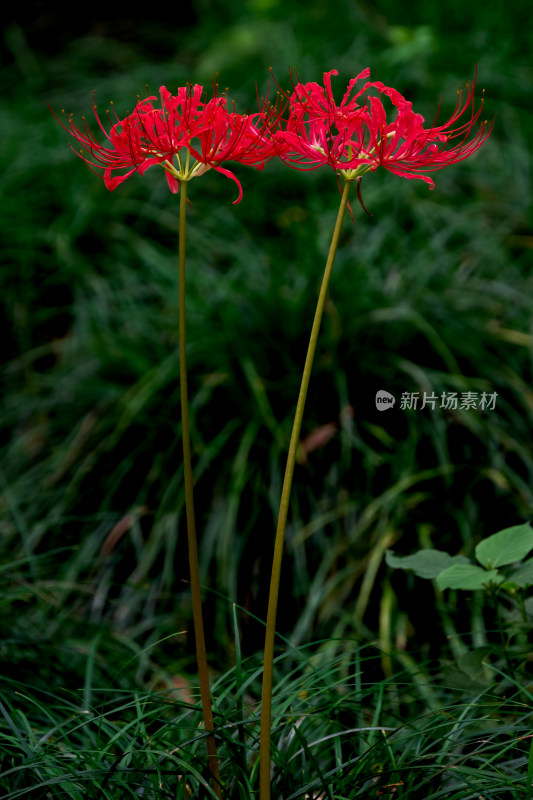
left=2, top=623, right=533, bottom=799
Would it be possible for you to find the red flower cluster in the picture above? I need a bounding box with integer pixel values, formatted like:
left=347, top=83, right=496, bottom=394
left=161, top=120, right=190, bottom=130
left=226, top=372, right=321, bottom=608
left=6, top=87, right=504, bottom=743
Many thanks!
left=273, top=68, right=493, bottom=188
left=55, top=69, right=492, bottom=200
left=55, top=83, right=277, bottom=203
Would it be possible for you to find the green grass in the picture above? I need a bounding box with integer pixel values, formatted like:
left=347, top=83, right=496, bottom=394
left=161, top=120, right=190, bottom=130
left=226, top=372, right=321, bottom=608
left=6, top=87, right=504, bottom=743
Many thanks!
left=2, top=623, right=533, bottom=798
left=1, top=0, right=533, bottom=794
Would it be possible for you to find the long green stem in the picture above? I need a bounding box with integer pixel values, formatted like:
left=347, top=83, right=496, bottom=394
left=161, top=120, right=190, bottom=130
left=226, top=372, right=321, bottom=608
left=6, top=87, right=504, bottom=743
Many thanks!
left=178, top=181, right=222, bottom=798
left=259, top=179, right=352, bottom=800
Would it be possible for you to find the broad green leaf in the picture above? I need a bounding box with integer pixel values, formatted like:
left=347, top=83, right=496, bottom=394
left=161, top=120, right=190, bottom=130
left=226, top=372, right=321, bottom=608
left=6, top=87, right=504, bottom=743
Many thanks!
left=505, top=558, right=533, bottom=588
left=385, top=549, right=470, bottom=579
left=436, top=564, right=503, bottom=591
left=475, top=523, right=533, bottom=569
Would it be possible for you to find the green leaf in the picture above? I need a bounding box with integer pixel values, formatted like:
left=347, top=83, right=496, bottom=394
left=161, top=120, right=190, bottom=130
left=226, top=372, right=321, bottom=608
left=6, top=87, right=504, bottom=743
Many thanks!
left=436, top=564, right=503, bottom=591
left=385, top=549, right=470, bottom=579
left=506, top=558, right=533, bottom=588
left=475, top=523, right=533, bottom=569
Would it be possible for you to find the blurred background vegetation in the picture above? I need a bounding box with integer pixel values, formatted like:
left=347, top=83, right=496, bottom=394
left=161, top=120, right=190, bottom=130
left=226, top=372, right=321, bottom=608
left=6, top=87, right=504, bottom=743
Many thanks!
left=1, top=0, right=532, bottom=692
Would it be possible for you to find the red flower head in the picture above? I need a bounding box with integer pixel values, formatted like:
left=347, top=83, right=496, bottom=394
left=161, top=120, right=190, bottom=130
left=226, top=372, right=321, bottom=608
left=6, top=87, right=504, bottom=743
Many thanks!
left=274, top=67, right=493, bottom=188
left=54, top=83, right=278, bottom=203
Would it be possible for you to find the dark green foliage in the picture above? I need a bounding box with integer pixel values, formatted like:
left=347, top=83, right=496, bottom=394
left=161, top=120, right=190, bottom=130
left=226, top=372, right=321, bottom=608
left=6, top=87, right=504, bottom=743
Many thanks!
left=2, top=628, right=533, bottom=798
left=1, top=0, right=533, bottom=795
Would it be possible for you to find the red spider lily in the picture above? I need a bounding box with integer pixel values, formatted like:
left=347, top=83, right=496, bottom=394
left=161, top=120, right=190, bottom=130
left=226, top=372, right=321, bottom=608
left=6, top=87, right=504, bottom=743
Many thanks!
left=53, top=83, right=278, bottom=203
left=273, top=68, right=493, bottom=188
